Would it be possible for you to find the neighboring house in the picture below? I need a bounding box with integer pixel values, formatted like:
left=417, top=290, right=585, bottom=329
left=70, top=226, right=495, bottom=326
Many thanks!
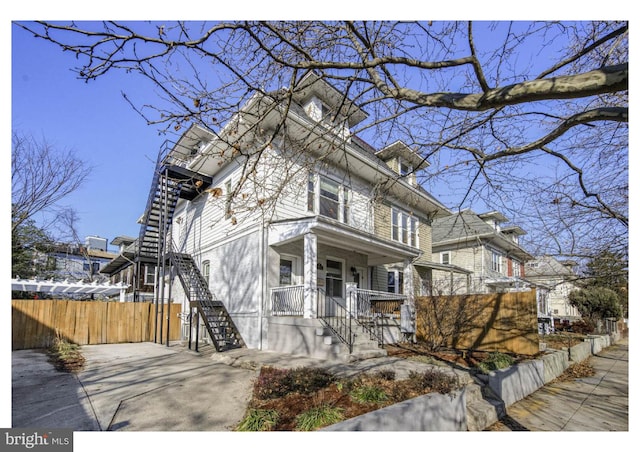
left=48, top=236, right=116, bottom=282
left=101, top=235, right=155, bottom=302
left=429, top=209, right=533, bottom=295
left=524, top=255, right=582, bottom=321
left=102, top=71, right=452, bottom=359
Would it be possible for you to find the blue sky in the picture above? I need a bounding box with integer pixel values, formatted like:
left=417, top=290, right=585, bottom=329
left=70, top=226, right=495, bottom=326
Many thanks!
left=12, top=23, right=169, bottom=248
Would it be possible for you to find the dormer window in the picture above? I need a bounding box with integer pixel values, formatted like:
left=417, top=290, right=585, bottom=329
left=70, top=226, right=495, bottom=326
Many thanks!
left=399, top=159, right=413, bottom=176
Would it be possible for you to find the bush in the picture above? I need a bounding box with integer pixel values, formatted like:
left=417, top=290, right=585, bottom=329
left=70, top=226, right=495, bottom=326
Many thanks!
left=477, top=352, right=515, bottom=374
left=253, top=366, right=335, bottom=399
left=294, top=405, right=344, bottom=431
left=405, top=369, right=459, bottom=394
left=350, top=385, right=388, bottom=404
left=236, top=409, right=279, bottom=431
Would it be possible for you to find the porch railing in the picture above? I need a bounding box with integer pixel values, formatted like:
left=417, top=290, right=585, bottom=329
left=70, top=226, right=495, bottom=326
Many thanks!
left=317, top=288, right=355, bottom=353
left=271, top=285, right=304, bottom=316
left=353, top=289, right=407, bottom=319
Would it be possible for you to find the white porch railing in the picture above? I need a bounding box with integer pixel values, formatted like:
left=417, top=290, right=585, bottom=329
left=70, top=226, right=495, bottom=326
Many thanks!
left=270, top=285, right=304, bottom=316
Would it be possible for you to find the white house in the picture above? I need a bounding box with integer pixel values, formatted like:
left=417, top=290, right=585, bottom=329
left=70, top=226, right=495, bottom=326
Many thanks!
left=103, top=72, right=452, bottom=359
left=525, top=255, right=582, bottom=320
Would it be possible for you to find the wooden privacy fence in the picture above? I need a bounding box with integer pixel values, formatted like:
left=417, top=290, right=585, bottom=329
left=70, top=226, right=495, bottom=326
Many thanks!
left=12, top=299, right=182, bottom=350
left=415, top=290, right=539, bottom=356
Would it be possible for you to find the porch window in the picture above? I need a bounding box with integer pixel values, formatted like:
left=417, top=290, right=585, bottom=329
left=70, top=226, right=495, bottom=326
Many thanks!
left=387, top=270, right=404, bottom=294
left=279, top=258, right=294, bottom=286
left=391, top=208, right=418, bottom=247
left=326, top=259, right=343, bottom=298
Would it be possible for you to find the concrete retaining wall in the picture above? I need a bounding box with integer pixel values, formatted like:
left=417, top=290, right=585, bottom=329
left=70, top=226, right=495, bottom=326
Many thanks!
left=487, top=359, right=545, bottom=407
left=324, top=333, right=617, bottom=431
left=323, top=388, right=468, bottom=431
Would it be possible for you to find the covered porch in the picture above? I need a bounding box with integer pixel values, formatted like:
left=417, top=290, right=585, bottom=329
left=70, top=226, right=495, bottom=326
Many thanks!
left=267, top=216, right=418, bottom=320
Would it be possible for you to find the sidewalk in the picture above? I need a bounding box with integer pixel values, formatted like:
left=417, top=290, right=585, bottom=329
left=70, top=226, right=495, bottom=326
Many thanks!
left=487, top=337, right=629, bottom=431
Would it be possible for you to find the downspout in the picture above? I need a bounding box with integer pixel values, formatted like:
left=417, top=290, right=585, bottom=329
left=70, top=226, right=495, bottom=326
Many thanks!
left=259, top=219, right=267, bottom=350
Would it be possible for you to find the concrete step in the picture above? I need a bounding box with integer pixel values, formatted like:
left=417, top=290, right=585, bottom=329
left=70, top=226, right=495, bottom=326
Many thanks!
left=464, top=381, right=506, bottom=431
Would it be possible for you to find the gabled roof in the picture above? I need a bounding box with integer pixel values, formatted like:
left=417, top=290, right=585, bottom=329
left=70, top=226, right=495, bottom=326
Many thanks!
left=432, top=209, right=532, bottom=260
left=526, top=255, right=577, bottom=278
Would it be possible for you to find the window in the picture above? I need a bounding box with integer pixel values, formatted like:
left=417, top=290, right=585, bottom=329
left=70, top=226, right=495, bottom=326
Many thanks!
left=441, top=252, right=450, bottom=265
left=387, top=270, right=404, bottom=294
left=144, top=265, right=156, bottom=286
left=326, top=259, right=343, bottom=298
left=83, top=263, right=90, bottom=272
left=309, top=174, right=350, bottom=223
left=391, top=208, right=418, bottom=247
left=319, top=177, right=340, bottom=219
left=491, top=251, right=502, bottom=273
left=279, top=258, right=294, bottom=286
left=343, top=188, right=350, bottom=225
left=202, top=260, right=210, bottom=287
left=307, top=173, right=315, bottom=212
left=92, top=262, right=100, bottom=275
left=399, top=158, right=413, bottom=176
left=513, top=260, right=521, bottom=277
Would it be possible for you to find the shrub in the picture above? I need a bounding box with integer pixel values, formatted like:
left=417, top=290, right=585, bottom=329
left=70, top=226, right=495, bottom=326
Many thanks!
left=477, top=352, right=515, bottom=374
left=286, top=367, right=335, bottom=395
left=294, top=405, right=344, bottom=431
left=406, top=369, right=460, bottom=394
left=253, top=366, right=335, bottom=399
left=236, top=409, right=279, bottom=431
left=350, top=385, right=388, bottom=404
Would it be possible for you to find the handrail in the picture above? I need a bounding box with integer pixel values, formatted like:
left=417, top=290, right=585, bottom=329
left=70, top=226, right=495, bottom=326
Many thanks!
left=316, top=288, right=355, bottom=353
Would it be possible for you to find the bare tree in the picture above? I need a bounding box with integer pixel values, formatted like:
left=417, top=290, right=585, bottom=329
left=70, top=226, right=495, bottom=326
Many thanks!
left=11, top=131, right=91, bottom=233
left=15, top=21, right=628, bottom=262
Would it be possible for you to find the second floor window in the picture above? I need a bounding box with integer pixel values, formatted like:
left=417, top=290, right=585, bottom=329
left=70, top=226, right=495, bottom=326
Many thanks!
left=491, top=251, right=502, bottom=273
left=441, top=252, right=450, bottom=265
left=391, top=208, right=418, bottom=247
left=308, top=173, right=350, bottom=224
left=319, top=177, right=340, bottom=220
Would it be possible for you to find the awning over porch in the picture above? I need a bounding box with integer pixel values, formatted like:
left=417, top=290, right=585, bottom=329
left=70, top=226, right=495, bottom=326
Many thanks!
left=268, top=216, right=421, bottom=266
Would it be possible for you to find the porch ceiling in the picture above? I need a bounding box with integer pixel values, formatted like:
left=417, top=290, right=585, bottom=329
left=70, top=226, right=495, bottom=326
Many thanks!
left=269, top=216, right=421, bottom=266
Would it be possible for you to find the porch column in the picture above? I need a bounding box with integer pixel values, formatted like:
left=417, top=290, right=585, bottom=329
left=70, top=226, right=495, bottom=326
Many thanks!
left=303, top=232, right=318, bottom=319
left=403, top=259, right=414, bottom=307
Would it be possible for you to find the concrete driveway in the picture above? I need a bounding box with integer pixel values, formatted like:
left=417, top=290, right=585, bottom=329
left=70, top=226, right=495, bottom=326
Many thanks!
left=12, top=343, right=257, bottom=431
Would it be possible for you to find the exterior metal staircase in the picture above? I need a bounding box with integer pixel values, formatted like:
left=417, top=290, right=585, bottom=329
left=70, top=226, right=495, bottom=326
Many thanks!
left=170, top=251, right=244, bottom=352
left=134, top=139, right=244, bottom=352
left=135, top=141, right=213, bottom=267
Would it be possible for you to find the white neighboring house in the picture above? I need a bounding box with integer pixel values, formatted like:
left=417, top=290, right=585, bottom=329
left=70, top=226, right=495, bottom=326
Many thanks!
left=103, top=71, right=451, bottom=359
left=429, top=209, right=533, bottom=295
left=525, top=255, right=582, bottom=321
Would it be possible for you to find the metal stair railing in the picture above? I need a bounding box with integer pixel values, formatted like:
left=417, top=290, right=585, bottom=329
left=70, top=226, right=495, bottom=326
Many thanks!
left=350, top=289, right=407, bottom=348
left=316, top=288, right=356, bottom=353
left=168, top=248, right=244, bottom=352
